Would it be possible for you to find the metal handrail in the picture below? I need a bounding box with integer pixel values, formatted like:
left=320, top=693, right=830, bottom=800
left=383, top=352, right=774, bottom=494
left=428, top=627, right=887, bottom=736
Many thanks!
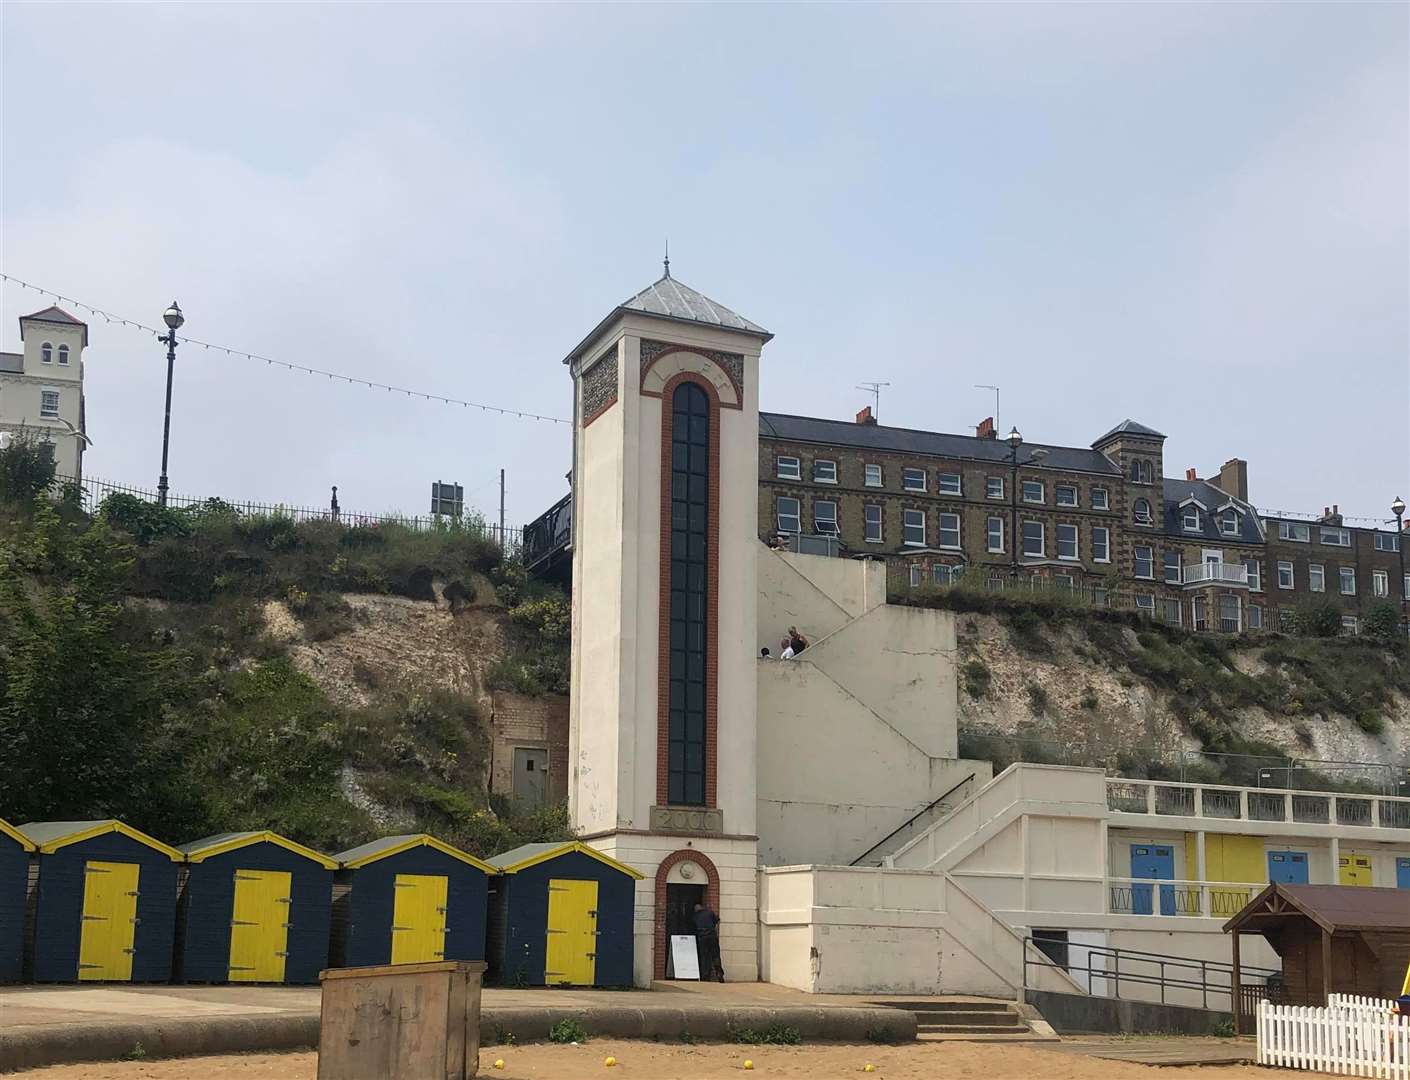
left=1022, top=936, right=1279, bottom=1011
left=850, top=772, right=977, bottom=866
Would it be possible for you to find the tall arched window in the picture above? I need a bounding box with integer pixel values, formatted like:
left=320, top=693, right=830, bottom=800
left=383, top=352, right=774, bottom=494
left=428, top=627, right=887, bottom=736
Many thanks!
left=667, top=382, right=709, bottom=806
left=41, top=343, right=53, bottom=364
left=57, top=344, right=70, bottom=366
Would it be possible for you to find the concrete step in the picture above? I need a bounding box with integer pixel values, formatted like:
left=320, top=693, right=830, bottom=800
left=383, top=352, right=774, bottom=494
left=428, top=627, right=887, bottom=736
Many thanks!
left=918, top=1023, right=1031, bottom=1035
left=917, top=1014, right=1024, bottom=1029
left=872, top=999, right=1012, bottom=1012
left=918, top=1031, right=1059, bottom=1044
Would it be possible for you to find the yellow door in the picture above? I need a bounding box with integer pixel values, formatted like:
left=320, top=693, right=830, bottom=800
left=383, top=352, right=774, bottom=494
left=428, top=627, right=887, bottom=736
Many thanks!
left=78, top=861, right=140, bottom=981
left=1186, top=834, right=1266, bottom=917
left=1339, top=854, right=1372, bottom=887
left=545, top=878, right=598, bottom=986
left=228, top=869, right=291, bottom=982
left=390, top=874, right=448, bottom=964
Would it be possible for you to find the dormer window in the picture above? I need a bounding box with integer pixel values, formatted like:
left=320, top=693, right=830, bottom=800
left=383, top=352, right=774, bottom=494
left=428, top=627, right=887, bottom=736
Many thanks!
left=1133, top=498, right=1153, bottom=526
left=41, top=343, right=53, bottom=364
left=57, top=344, right=70, bottom=366
left=1220, top=509, right=1240, bottom=536
left=1182, top=506, right=1201, bottom=531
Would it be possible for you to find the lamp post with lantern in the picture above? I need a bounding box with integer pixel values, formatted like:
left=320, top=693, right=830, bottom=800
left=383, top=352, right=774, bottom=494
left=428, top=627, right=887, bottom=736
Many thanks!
left=1393, top=495, right=1406, bottom=634
left=156, top=301, right=184, bottom=506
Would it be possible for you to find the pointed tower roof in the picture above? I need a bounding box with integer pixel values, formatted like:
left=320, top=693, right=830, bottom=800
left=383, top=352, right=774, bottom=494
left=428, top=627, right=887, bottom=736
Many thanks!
left=564, top=270, right=771, bottom=365
left=20, top=305, right=88, bottom=346
left=1092, top=418, right=1165, bottom=447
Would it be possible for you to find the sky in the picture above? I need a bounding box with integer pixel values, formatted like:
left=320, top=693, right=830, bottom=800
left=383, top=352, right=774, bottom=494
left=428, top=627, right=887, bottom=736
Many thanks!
left=2, top=3, right=1406, bottom=530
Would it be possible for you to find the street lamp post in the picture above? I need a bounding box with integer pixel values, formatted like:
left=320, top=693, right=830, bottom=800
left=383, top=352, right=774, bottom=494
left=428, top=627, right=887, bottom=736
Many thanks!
left=1393, top=496, right=1406, bottom=633
left=1007, top=427, right=1022, bottom=579
left=156, top=301, right=184, bottom=506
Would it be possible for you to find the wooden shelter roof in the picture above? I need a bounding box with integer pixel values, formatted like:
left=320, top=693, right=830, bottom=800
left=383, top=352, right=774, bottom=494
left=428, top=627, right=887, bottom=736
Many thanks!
left=1224, top=883, right=1410, bottom=937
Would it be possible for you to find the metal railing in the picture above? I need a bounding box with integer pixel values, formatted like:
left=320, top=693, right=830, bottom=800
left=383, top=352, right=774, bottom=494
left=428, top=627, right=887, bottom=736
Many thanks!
left=524, top=491, right=572, bottom=570
left=1105, top=876, right=1264, bottom=918
left=850, top=772, right=978, bottom=867
left=58, top=474, right=520, bottom=547
left=1023, top=937, right=1279, bottom=1012
left=1183, top=562, right=1249, bottom=586
left=1106, top=777, right=1410, bottom=830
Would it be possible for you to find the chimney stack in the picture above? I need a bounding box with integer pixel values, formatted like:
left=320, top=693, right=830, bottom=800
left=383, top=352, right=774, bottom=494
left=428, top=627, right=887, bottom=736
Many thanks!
left=976, top=417, right=996, bottom=439
left=1185, top=468, right=1197, bottom=481
left=1319, top=505, right=1343, bottom=526
left=1216, top=458, right=1249, bottom=501
left=855, top=405, right=877, bottom=426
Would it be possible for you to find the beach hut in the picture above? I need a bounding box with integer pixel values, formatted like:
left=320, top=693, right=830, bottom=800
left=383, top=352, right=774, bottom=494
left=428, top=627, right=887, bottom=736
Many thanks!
left=485, top=841, right=642, bottom=987
left=0, top=818, right=35, bottom=982
left=177, top=831, right=337, bottom=984
left=1225, top=882, right=1410, bottom=1032
left=21, top=820, right=181, bottom=983
left=330, top=834, right=496, bottom=968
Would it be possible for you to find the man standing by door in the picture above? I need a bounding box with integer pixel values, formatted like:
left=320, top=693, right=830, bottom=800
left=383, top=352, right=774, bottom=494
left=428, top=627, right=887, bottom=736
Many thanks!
left=692, top=901, right=724, bottom=982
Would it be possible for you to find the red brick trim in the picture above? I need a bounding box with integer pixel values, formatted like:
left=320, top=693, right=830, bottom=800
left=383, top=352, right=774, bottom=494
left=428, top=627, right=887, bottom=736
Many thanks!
left=581, top=393, right=618, bottom=428
left=653, top=848, right=722, bottom=980
left=657, top=371, right=720, bottom=811
left=640, top=345, right=743, bottom=410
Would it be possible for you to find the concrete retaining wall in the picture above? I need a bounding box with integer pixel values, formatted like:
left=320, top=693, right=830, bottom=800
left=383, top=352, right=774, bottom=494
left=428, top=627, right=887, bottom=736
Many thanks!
left=1026, top=989, right=1233, bottom=1035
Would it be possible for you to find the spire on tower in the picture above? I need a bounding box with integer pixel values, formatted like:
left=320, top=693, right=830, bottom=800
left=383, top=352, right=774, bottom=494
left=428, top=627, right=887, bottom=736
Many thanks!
left=663, top=239, right=670, bottom=279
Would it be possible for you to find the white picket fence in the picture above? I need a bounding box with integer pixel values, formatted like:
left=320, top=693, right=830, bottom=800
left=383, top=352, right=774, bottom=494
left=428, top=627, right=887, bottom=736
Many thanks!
left=1258, top=999, right=1410, bottom=1078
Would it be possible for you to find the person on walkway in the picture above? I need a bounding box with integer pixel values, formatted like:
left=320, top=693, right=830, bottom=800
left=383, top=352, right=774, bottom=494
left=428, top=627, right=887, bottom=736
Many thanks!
left=787, top=626, right=809, bottom=654
left=692, top=901, right=725, bottom=982
left=778, top=637, right=795, bottom=659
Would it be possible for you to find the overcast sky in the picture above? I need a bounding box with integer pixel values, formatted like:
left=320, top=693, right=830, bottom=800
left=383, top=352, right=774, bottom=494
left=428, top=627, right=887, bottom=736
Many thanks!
left=3, top=3, right=1406, bottom=529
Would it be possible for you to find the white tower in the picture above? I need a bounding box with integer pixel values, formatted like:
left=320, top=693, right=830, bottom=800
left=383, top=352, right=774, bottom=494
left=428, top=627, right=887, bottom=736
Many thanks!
left=565, top=265, right=771, bottom=984
left=0, top=306, right=89, bottom=482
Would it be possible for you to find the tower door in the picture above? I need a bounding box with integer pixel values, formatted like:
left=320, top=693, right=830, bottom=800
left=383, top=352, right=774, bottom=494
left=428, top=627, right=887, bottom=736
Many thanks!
left=664, top=883, right=706, bottom=979
left=228, top=869, right=292, bottom=982
left=512, top=748, right=547, bottom=809
left=78, top=861, right=140, bottom=981
left=1130, top=845, right=1176, bottom=916
left=391, top=873, right=448, bottom=964
left=545, top=878, right=598, bottom=986
left=1338, top=854, right=1372, bottom=887
left=1268, top=850, right=1309, bottom=885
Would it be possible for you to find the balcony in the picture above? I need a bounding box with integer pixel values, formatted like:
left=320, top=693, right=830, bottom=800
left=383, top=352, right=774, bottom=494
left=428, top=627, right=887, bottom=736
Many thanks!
left=524, top=492, right=572, bottom=578
left=1106, top=777, right=1410, bottom=832
left=1182, top=562, right=1248, bottom=587
left=1107, top=876, right=1266, bottom=919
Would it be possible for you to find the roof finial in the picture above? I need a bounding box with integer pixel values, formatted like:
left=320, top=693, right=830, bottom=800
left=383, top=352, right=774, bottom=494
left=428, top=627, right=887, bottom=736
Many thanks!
left=663, top=239, right=670, bottom=279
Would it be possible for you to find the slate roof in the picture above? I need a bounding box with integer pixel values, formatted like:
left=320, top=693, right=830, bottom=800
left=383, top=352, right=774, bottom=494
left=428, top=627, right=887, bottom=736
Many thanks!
left=760, top=412, right=1123, bottom=476
left=1161, top=478, right=1264, bottom=544
left=20, top=305, right=88, bottom=346
left=0, top=352, right=21, bottom=374
left=564, top=272, right=771, bottom=364
left=1092, top=419, right=1165, bottom=446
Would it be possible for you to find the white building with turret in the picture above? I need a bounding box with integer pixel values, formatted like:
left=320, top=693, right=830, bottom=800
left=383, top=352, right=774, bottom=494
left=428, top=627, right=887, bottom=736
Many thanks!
left=0, top=305, right=89, bottom=481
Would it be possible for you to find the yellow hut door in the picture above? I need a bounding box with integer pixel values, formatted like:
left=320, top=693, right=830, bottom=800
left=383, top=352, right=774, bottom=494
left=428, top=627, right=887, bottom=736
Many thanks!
left=228, top=869, right=292, bottom=982
left=1338, top=854, right=1373, bottom=887
left=78, top=861, right=140, bottom=981
left=545, top=879, right=598, bottom=986
left=390, top=874, right=449, bottom=964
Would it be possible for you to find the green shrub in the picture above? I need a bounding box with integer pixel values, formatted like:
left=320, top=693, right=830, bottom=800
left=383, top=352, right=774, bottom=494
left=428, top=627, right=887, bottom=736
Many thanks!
left=1080, top=687, right=1099, bottom=710
left=548, top=1018, right=588, bottom=1044
left=733, top=1024, right=800, bottom=1046
left=1026, top=681, right=1049, bottom=716
left=1294, top=599, right=1342, bottom=638
left=100, top=493, right=192, bottom=545
left=1363, top=601, right=1402, bottom=645
left=1006, top=608, right=1052, bottom=657
left=0, top=428, right=57, bottom=504
left=962, top=658, right=992, bottom=699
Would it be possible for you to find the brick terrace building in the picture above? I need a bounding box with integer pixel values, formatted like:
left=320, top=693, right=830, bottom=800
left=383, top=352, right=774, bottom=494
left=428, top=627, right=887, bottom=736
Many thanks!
left=755, top=407, right=1407, bottom=634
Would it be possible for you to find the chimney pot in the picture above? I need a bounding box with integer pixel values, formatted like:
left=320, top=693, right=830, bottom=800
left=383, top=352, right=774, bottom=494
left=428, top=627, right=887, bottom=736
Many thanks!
left=855, top=405, right=876, bottom=425
left=976, top=416, right=996, bottom=439
left=1185, top=468, right=1197, bottom=481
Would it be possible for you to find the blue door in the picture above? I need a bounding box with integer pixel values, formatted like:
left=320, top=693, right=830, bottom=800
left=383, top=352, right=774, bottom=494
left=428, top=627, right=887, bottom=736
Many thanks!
left=1131, top=845, right=1176, bottom=916
left=1397, top=857, right=1410, bottom=889
left=1268, top=850, right=1309, bottom=885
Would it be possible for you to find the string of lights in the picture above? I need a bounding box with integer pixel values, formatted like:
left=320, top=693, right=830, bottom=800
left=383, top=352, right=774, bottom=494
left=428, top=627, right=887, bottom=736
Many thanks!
left=1, top=273, right=570, bottom=425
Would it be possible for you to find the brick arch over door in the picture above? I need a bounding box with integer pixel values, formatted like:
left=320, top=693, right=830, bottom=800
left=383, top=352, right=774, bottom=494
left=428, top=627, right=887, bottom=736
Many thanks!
left=656, top=370, right=722, bottom=810
left=653, top=848, right=721, bottom=980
